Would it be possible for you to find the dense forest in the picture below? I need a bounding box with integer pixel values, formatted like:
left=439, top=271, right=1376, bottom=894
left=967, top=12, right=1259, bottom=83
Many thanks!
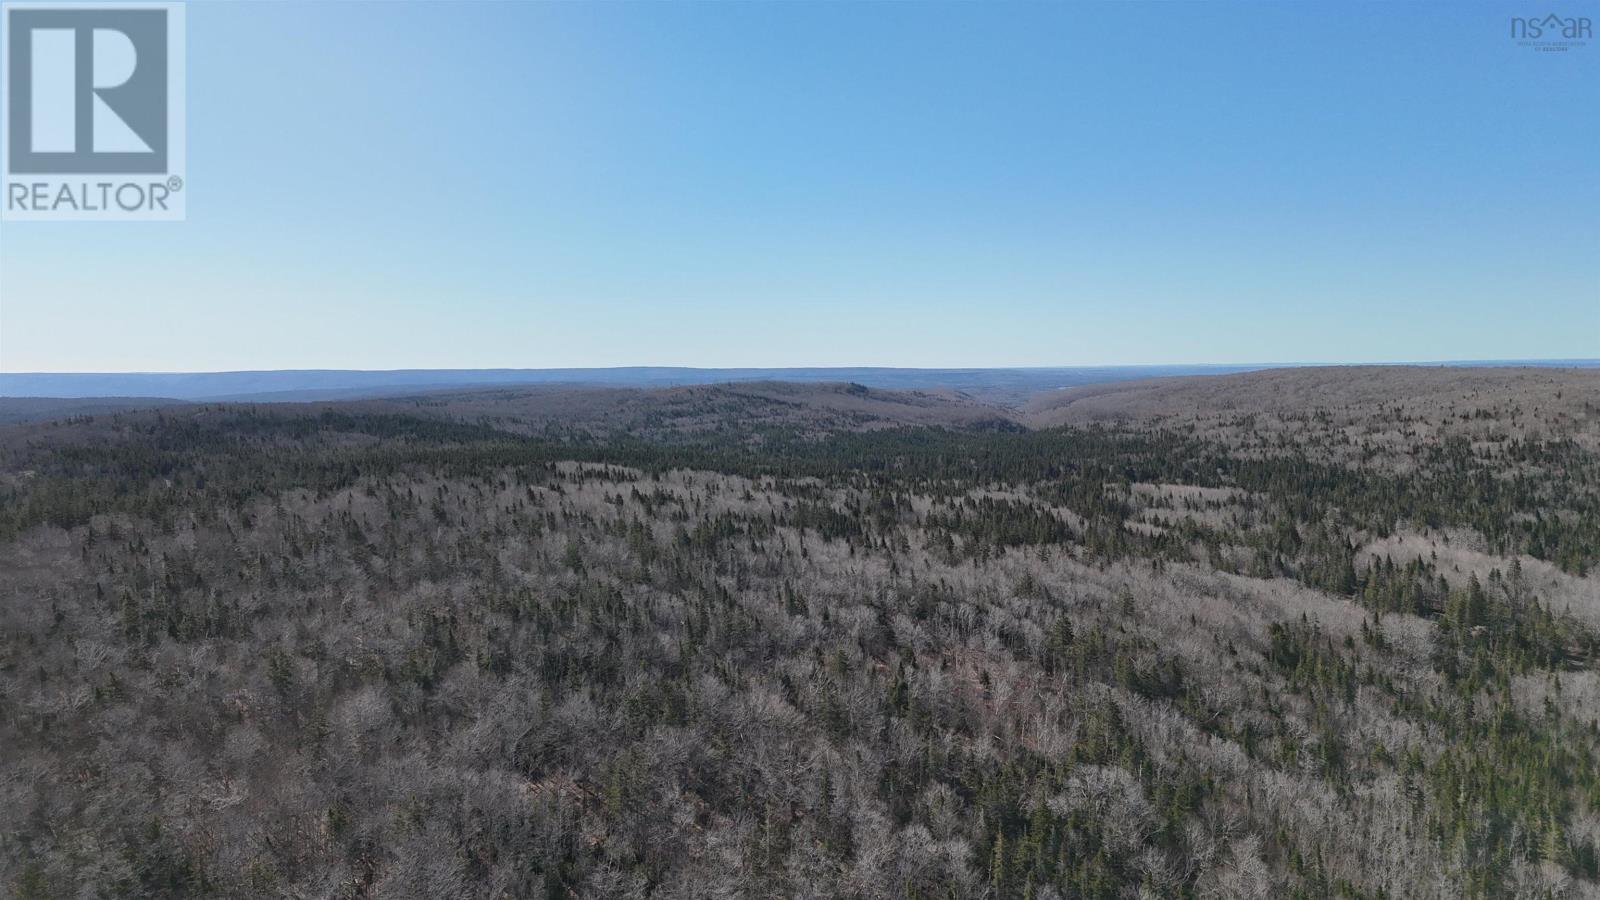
left=1, top=369, right=1598, bottom=898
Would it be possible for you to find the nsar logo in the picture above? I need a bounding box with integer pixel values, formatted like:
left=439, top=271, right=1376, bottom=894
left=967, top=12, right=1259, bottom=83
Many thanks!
left=2, top=2, right=185, bottom=221
left=1510, top=13, right=1592, bottom=51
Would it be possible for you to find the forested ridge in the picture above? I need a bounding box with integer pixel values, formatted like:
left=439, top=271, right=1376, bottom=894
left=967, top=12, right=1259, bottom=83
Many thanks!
left=1, top=372, right=1598, bottom=898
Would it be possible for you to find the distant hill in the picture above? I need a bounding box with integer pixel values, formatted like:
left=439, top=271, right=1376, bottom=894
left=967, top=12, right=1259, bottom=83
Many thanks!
left=344, top=381, right=1022, bottom=438
left=1023, top=364, right=1600, bottom=429
left=4, top=362, right=1593, bottom=407
left=0, top=381, right=1021, bottom=453
left=7, top=365, right=1598, bottom=437
left=0, top=365, right=1273, bottom=406
left=0, top=396, right=190, bottom=425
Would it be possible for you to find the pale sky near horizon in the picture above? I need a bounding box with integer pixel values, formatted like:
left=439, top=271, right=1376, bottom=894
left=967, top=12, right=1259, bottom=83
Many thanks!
left=0, top=1, right=1596, bottom=372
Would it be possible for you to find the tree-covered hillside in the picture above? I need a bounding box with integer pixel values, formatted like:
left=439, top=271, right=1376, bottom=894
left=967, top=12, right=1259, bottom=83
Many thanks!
left=1, top=369, right=1597, bottom=898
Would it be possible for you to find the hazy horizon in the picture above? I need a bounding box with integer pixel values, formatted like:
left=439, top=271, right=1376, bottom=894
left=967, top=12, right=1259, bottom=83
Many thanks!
left=5, top=358, right=1597, bottom=405
left=4, top=357, right=1597, bottom=376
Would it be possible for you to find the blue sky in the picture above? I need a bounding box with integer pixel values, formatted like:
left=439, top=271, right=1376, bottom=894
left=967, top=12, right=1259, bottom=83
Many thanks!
left=1, top=1, right=1596, bottom=371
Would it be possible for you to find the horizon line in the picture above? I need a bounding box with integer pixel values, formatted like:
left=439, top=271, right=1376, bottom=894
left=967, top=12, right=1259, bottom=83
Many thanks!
left=5, top=358, right=1599, bottom=377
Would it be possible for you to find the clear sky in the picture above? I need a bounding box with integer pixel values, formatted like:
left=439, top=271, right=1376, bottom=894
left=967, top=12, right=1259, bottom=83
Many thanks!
left=1, top=1, right=1596, bottom=372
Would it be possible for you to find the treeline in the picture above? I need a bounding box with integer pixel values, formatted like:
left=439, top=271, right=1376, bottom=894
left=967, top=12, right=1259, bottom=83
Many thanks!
left=4, top=406, right=1596, bottom=573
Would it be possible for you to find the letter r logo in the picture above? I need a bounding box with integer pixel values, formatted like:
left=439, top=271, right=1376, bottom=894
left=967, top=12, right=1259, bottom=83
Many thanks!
left=6, top=7, right=169, bottom=173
